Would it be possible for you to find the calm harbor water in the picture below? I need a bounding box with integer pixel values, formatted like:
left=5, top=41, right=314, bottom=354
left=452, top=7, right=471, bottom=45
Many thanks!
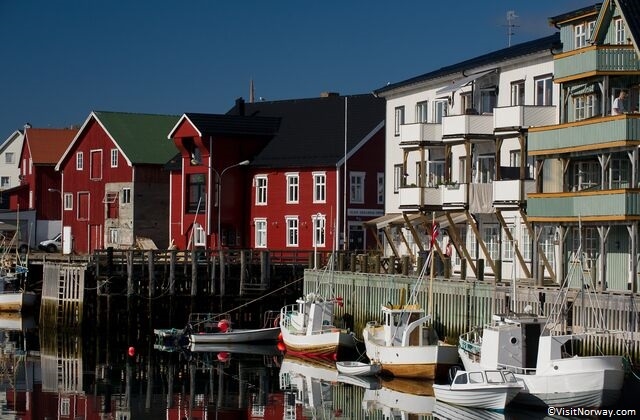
left=0, top=294, right=638, bottom=419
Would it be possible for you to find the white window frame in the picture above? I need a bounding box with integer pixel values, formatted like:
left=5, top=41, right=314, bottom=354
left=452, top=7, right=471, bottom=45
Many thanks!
left=574, top=94, right=597, bottom=121
left=535, top=75, right=553, bottom=106
left=76, top=152, right=84, bottom=170
left=483, top=225, right=500, bottom=261
left=111, top=148, right=118, bottom=167
left=255, top=218, right=267, bottom=248
left=428, top=160, right=445, bottom=187
left=4, top=152, right=13, bottom=164
left=433, top=100, right=448, bottom=124
left=193, top=223, right=206, bottom=247
left=350, top=171, right=365, bottom=204
left=615, top=18, right=626, bottom=44
left=511, top=80, right=525, bottom=106
left=503, top=225, right=515, bottom=261
left=286, top=173, right=299, bottom=203
left=480, top=88, right=497, bottom=114
left=313, top=172, right=326, bottom=203
left=475, top=155, right=495, bottom=184
left=416, top=101, right=429, bottom=123
left=575, top=23, right=586, bottom=49
left=255, top=175, right=268, bottom=205
left=109, top=228, right=119, bottom=245
left=312, top=214, right=326, bottom=247
left=394, top=106, right=405, bottom=136
left=286, top=216, right=299, bottom=247
left=394, top=164, right=404, bottom=193
left=0, top=177, right=9, bottom=188
left=63, top=193, right=73, bottom=210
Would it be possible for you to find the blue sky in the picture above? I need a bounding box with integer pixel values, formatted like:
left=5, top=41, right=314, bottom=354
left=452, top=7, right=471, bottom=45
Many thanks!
left=1, top=0, right=594, bottom=137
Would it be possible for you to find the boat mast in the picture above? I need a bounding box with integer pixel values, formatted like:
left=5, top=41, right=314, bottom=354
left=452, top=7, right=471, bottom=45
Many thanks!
left=427, top=211, right=436, bottom=317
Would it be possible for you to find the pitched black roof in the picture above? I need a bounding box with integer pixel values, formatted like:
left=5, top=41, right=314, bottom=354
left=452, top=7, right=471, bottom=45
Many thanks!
left=548, top=3, right=602, bottom=26
left=618, top=0, right=640, bottom=49
left=183, top=113, right=281, bottom=137
left=226, top=94, right=385, bottom=168
left=374, top=33, right=561, bottom=96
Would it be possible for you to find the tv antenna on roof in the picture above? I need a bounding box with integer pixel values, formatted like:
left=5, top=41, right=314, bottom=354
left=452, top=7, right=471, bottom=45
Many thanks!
left=506, top=10, right=519, bottom=47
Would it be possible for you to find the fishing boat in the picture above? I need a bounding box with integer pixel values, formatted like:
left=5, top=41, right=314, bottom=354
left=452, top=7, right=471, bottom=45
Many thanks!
left=188, top=310, right=280, bottom=345
left=362, top=219, right=458, bottom=379
left=0, top=232, right=35, bottom=313
left=432, top=369, right=522, bottom=411
left=458, top=231, right=625, bottom=408
left=335, top=361, right=381, bottom=377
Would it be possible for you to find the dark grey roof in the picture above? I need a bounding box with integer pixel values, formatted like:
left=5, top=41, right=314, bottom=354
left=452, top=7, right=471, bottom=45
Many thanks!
left=374, top=34, right=561, bottom=96
left=548, top=3, right=602, bottom=26
left=183, top=113, right=281, bottom=137
left=226, top=94, right=385, bottom=168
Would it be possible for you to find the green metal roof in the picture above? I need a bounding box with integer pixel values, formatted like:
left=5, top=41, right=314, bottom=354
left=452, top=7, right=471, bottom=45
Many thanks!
left=94, top=111, right=180, bottom=164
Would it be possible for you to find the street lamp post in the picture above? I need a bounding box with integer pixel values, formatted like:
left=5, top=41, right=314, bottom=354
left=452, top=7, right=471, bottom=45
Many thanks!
left=212, top=159, right=250, bottom=296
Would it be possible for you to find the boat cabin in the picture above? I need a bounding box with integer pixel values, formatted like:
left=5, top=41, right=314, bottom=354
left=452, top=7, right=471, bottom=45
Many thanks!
left=290, top=296, right=336, bottom=335
left=451, top=370, right=519, bottom=388
left=380, top=304, right=439, bottom=347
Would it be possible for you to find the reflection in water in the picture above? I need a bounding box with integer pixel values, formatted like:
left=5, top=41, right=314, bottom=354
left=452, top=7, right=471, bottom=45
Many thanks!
left=0, top=296, right=634, bottom=419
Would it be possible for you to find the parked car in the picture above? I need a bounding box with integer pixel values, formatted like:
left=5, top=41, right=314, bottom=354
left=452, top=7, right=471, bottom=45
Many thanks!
left=39, top=233, right=62, bottom=253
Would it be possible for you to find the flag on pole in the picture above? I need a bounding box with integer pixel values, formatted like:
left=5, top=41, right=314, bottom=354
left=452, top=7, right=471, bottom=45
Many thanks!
left=430, top=222, right=440, bottom=247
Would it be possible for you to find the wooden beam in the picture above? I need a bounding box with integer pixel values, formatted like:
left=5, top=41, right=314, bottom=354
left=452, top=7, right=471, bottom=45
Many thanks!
left=495, top=210, right=531, bottom=278
left=464, top=210, right=498, bottom=277
left=383, top=227, right=400, bottom=258
left=404, top=213, right=425, bottom=253
left=519, top=209, right=556, bottom=282
left=445, top=212, right=477, bottom=276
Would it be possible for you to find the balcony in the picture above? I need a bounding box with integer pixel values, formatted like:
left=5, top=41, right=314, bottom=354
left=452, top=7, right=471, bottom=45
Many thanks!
left=399, top=186, right=442, bottom=209
left=493, top=106, right=556, bottom=132
left=554, top=45, right=640, bottom=81
left=442, top=184, right=467, bottom=210
left=399, top=123, right=442, bottom=146
left=528, top=115, right=640, bottom=155
left=442, top=114, right=494, bottom=141
left=493, top=179, right=535, bottom=208
left=527, top=189, right=640, bottom=220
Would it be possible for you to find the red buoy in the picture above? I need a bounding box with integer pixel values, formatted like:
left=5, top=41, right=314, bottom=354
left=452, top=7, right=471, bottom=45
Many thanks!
left=128, top=346, right=135, bottom=357
left=217, top=319, right=230, bottom=333
left=277, top=341, right=286, bottom=352
left=217, top=351, right=230, bottom=362
left=278, top=332, right=283, bottom=342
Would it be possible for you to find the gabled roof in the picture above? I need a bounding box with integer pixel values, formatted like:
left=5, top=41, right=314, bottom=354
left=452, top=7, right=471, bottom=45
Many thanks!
left=616, top=0, right=640, bottom=54
left=548, top=3, right=602, bottom=26
left=57, top=111, right=180, bottom=170
left=226, top=94, right=385, bottom=168
left=374, top=34, right=561, bottom=96
left=25, top=128, right=77, bottom=165
left=168, top=113, right=281, bottom=138
left=0, top=130, right=23, bottom=154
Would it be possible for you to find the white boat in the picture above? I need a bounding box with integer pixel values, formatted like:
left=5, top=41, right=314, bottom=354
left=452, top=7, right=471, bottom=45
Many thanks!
left=335, top=361, right=381, bottom=376
left=458, top=314, right=625, bottom=408
left=337, top=373, right=381, bottom=390
left=458, top=228, right=626, bottom=409
left=279, top=293, right=356, bottom=360
left=362, top=303, right=459, bottom=379
left=187, top=310, right=280, bottom=345
left=432, top=369, right=523, bottom=411
left=188, top=342, right=281, bottom=356
left=432, top=400, right=506, bottom=420
left=0, top=290, right=36, bottom=312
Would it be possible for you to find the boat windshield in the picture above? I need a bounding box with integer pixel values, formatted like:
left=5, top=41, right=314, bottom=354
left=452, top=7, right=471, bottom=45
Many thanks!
left=502, top=371, right=518, bottom=383
left=486, top=370, right=505, bottom=383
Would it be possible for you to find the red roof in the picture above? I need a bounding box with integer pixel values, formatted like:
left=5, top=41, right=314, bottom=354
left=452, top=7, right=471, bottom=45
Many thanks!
left=25, top=128, right=77, bottom=164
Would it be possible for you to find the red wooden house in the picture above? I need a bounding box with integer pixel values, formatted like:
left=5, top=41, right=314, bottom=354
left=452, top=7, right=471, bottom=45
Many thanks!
left=167, top=111, right=281, bottom=250
left=55, top=111, right=180, bottom=254
left=226, top=93, right=386, bottom=255
left=0, top=127, right=77, bottom=247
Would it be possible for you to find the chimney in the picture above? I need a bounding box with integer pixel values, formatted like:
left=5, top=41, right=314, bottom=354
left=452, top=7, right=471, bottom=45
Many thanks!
left=320, top=92, right=339, bottom=98
left=236, top=97, right=245, bottom=116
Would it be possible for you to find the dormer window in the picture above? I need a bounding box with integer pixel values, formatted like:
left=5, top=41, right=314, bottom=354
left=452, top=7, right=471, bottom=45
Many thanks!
left=615, top=18, right=626, bottom=44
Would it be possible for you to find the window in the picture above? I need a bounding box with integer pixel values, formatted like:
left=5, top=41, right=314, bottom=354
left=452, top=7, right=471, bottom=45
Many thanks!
left=574, top=94, right=597, bottom=121
left=428, top=160, right=445, bottom=187
left=394, top=106, right=405, bottom=136
left=460, top=92, right=472, bottom=113
left=187, top=174, right=204, bottom=212
left=90, top=150, right=102, bottom=180
left=78, top=192, right=89, bottom=220
left=313, top=172, right=326, bottom=203
left=350, top=172, right=365, bottom=203
left=571, top=160, right=600, bottom=191
left=0, top=177, right=8, bottom=188
left=255, top=175, right=268, bottom=205
left=60, top=398, right=70, bottom=416
left=468, top=225, right=477, bottom=259
left=511, top=80, right=525, bottom=106
left=255, top=219, right=267, bottom=248
left=535, top=76, right=553, bottom=106
left=63, top=193, right=73, bottom=210
left=480, top=88, right=497, bottom=113
left=509, top=150, right=534, bottom=179
left=76, top=152, right=84, bottom=170
left=475, top=155, right=495, bottom=184
left=286, top=217, right=299, bottom=247
left=575, top=23, right=586, bottom=48
left=104, top=191, right=119, bottom=219
left=610, top=156, right=630, bottom=189
left=588, top=20, right=596, bottom=40
left=459, top=156, right=467, bottom=183
left=122, top=187, right=132, bottom=204
left=377, top=172, right=384, bottom=204
left=393, top=164, right=404, bottom=193
left=433, top=100, right=448, bottom=123
left=313, top=214, right=326, bottom=247
left=109, top=228, right=119, bottom=245
left=111, top=149, right=118, bottom=167
left=483, top=225, right=500, bottom=260
left=416, top=101, right=429, bottom=123
left=615, top=18, right=626, bottom=44
left=521, top=223, right=532, bottom=261
left=503, top=225, right=515, bottom=261
left=286, top=173, right=299, bottom=203
left=193, top=223, right=206, bottom=246
left=5, top=152, right=13, bottom=164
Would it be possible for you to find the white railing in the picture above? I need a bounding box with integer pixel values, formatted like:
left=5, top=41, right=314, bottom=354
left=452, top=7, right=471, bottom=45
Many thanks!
left=442, top=114, right=494, bottom=138
left=399, top=186, right=443, bottom=207
left=493, top=179, right=535, bottom=204
left=442, top=184, right=467, bottom=208
left=399, top=122, right=443, bottom=143
left=493, top=106, right=557, bottom=130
